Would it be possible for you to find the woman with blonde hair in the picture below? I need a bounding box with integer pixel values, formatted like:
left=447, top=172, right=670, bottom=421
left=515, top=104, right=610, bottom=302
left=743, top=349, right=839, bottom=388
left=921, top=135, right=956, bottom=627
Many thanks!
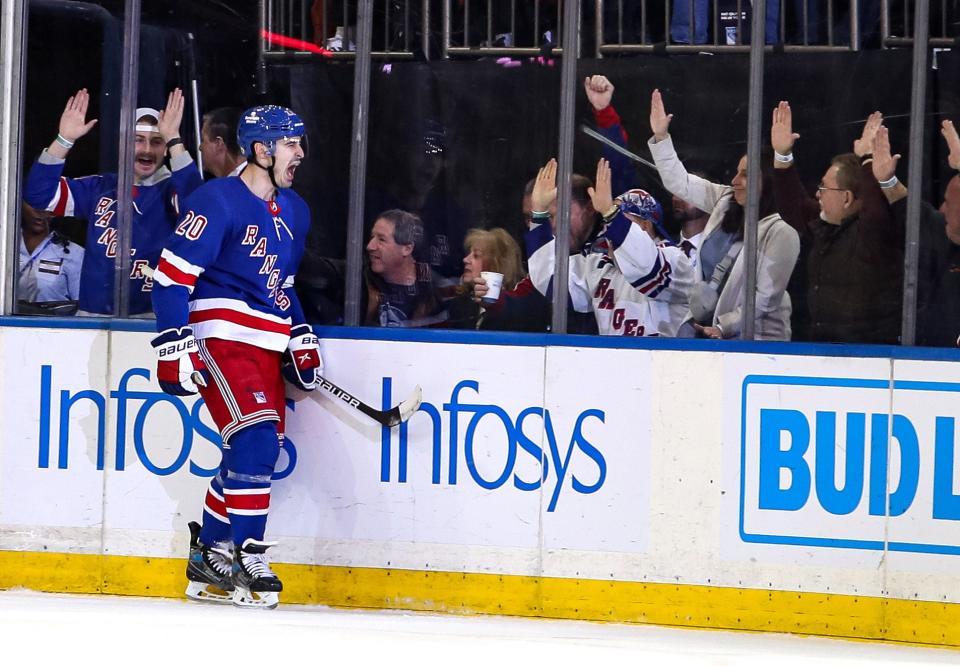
left=451, top=227, right=550, bottom=332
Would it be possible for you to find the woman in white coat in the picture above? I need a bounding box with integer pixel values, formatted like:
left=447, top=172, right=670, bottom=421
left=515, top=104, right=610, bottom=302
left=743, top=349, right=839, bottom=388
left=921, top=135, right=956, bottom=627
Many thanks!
left=647, top=89, right=800, bottom=341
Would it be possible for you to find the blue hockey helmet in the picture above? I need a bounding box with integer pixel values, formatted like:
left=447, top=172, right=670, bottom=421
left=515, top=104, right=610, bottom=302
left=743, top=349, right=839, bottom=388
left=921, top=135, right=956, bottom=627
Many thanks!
left=615, top=188, right=670, bottom=242
left=237, top=105, right=306, bottom=157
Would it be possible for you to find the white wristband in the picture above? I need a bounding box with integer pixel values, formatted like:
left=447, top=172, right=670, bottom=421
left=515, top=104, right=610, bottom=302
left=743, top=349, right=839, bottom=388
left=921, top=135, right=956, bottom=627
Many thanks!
left=878, top=175, right=899, bottom=189
left=774, top=151, right=794, bottom=164
left=55, top=134, right=75, bottom=149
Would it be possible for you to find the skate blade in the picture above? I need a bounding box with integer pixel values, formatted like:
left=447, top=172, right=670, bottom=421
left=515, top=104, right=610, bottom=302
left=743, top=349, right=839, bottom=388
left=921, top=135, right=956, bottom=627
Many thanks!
left=185, top=581, right=234, bottom=604
left=232, top=586, right=279, bottom=609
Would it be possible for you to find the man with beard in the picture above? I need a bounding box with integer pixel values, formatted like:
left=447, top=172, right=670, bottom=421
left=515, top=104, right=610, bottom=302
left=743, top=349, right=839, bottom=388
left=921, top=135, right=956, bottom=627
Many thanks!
left=24, top=87, right=202, bottom=315
left=526, top=159, right=695, bottom=337
left=671, top=192, right=709, bottom=274
left=771, top=103, right=902, bottom=344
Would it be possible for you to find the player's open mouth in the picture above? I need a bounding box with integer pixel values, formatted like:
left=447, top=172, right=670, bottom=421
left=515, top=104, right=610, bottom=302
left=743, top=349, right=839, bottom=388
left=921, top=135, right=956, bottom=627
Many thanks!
left=136, top=155, right=155, bottom=167
left=286, top=162, right=299, bottom=181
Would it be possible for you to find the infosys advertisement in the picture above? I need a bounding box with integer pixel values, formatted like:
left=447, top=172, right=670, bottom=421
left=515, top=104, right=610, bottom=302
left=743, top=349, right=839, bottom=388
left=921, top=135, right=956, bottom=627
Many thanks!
left=0, top=330, right=650, bottom=564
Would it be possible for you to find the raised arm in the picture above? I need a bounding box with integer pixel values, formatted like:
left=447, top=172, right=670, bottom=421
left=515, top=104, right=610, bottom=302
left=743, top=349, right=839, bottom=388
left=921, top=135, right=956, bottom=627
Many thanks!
left=769, top=101, right=818, bottom=235
left=649, top=88, right=673, bottom=144
left=159, top=88, right=203, bottom=204
left=45, top=88, right=99, bottom=160
left=854, top=111, right=883, bottom=160
left=872, top=125, right=905, bottom=204
left=585, top=74, right=637, bottom=198
left=842, top=123, right=900, bottom=263
left=525, top=160, right=593, bottom=312
left=647, top=89, right=730, bottom=212
left=770, top=100, right=800, bottom=170
left=24, top=89, right=102, bottom=217
left=939, top=120, right=960, bottom=244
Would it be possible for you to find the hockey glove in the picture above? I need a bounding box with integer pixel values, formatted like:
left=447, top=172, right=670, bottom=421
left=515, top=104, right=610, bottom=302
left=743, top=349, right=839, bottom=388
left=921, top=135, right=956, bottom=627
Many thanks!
left=282, top=324, right=322, bottom=391
left=151, top=327, right=210, bottom=396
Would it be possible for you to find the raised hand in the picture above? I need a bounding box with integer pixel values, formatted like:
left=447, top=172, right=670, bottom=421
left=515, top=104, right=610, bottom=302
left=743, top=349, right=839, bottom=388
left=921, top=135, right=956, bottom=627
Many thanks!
left=157, top=88, right=185, bottom=143
left=584, top=75, right=614, bottom=112
left=649, top=89, right=673, bottom=142
left=770, top=101, right=799, bottom=156
left=531, top=158, right=558, bottom=213
left=587, top=158, right=614, bottom=214
left=58, top=88, right=98, bottom=143
left=871, top=125, right=900, bottom=183
left=942, top=119, right=960, bottom=170
left=854, top=111, right=883, bottom=158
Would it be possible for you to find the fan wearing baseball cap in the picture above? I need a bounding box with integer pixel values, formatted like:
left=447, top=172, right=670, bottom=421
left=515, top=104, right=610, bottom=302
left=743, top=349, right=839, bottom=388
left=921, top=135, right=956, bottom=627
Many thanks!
left=22, top=87, right=203, bottom=316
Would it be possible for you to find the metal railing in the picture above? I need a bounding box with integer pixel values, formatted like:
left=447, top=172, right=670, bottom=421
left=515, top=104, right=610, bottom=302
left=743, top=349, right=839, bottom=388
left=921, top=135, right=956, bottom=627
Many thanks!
left=595, top=0, right=861, bottom=55
left=442, top=0, right=574, bottom=57
left=260, top=0, right=423, bottom=60
left=882, top=0, right=959, bottom=47
left=260, top=0, right=959, bottom=59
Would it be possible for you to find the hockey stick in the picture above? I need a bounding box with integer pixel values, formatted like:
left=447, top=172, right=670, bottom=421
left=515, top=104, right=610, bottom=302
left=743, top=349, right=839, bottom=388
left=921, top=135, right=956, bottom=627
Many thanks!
left=580, top=124, right=659, bottom=171
left=312, top=377, right=423, bottom=427
left=139, top=265, right=422, bottom=426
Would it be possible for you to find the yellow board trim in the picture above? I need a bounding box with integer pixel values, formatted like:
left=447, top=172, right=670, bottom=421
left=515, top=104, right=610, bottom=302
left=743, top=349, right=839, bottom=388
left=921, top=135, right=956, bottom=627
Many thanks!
left=2, top=550, right=959, bottom=648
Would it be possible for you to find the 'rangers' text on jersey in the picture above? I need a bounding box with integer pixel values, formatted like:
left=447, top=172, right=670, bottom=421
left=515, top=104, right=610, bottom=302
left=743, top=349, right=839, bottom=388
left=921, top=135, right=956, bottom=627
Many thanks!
left=151, top=177, right=312, bottom=350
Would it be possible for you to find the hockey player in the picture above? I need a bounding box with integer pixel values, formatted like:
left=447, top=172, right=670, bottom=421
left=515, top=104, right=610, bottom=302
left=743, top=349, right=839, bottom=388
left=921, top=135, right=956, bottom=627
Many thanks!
left=151, top=106, right=322, bottom=609
left=23, top=88, right=202, bottom=315
left=526, top=158, right=694, bottom=336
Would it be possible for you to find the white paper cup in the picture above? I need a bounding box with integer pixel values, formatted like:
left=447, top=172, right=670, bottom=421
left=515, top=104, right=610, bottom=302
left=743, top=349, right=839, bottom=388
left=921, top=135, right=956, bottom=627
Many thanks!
left=480, top=271, right=504, bottom=304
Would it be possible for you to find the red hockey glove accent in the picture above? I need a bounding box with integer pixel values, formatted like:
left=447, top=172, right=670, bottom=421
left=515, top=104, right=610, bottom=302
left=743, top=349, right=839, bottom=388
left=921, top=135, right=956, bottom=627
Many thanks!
left=151, top=327, right=209, bottom=396
left=282, top=324, right=322, bottom=391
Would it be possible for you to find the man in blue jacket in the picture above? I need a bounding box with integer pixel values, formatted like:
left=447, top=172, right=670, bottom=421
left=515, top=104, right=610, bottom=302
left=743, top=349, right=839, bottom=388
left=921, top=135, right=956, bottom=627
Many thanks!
left=24, top=87, right=202, bottom=315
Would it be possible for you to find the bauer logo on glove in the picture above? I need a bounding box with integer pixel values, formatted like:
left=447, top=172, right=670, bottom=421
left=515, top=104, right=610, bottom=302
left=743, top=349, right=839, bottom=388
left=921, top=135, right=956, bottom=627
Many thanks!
left=151, top=327, right=210, bottom=396
left=282, top=323, right=323, bottom=391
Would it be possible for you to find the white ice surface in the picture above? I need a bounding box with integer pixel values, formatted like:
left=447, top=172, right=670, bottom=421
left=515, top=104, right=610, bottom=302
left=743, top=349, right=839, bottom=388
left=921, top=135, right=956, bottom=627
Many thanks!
left=2, top=589, right=957, bottom=666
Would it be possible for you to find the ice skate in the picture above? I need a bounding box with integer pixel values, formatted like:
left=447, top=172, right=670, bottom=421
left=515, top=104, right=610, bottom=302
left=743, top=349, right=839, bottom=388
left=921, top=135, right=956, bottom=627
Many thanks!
left=185, top=521, right=235, bottom=603
left=232, top=538, right=282, bottom=609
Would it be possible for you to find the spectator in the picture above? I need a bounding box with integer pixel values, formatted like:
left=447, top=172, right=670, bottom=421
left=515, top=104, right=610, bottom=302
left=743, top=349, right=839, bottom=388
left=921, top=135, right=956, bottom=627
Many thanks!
left=771, top=103, right=903, bottom=344
left=526, top=158, right=695, bottom=337
left=200, top=107, right=245, bottom=178
left=584, top=73, right=708, bottom=269
left=941, top=120, right=960, bottom=237
left=17, top=201, right=84, bottom=311
left=648, top=89, right=800, bottom=340
left=455, top=227, right=551, bottom=332
left=672, top=191, right=710, bottom=276
left=365, top=209, right=452, bottom=327
left=873, top=122, right=960, bottom=347
left=584, top=75, right=669, bottom=221
left=23, top=88, right=202, bottom=316
left=519, top=164, right=601, bottom=335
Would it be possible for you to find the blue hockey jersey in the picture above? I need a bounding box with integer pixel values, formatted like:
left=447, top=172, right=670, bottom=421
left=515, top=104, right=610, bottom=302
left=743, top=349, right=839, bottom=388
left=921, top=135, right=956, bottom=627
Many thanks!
left=151, top=177, right=311, bottom=352
left=23, top=151, right=203, bottom=315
